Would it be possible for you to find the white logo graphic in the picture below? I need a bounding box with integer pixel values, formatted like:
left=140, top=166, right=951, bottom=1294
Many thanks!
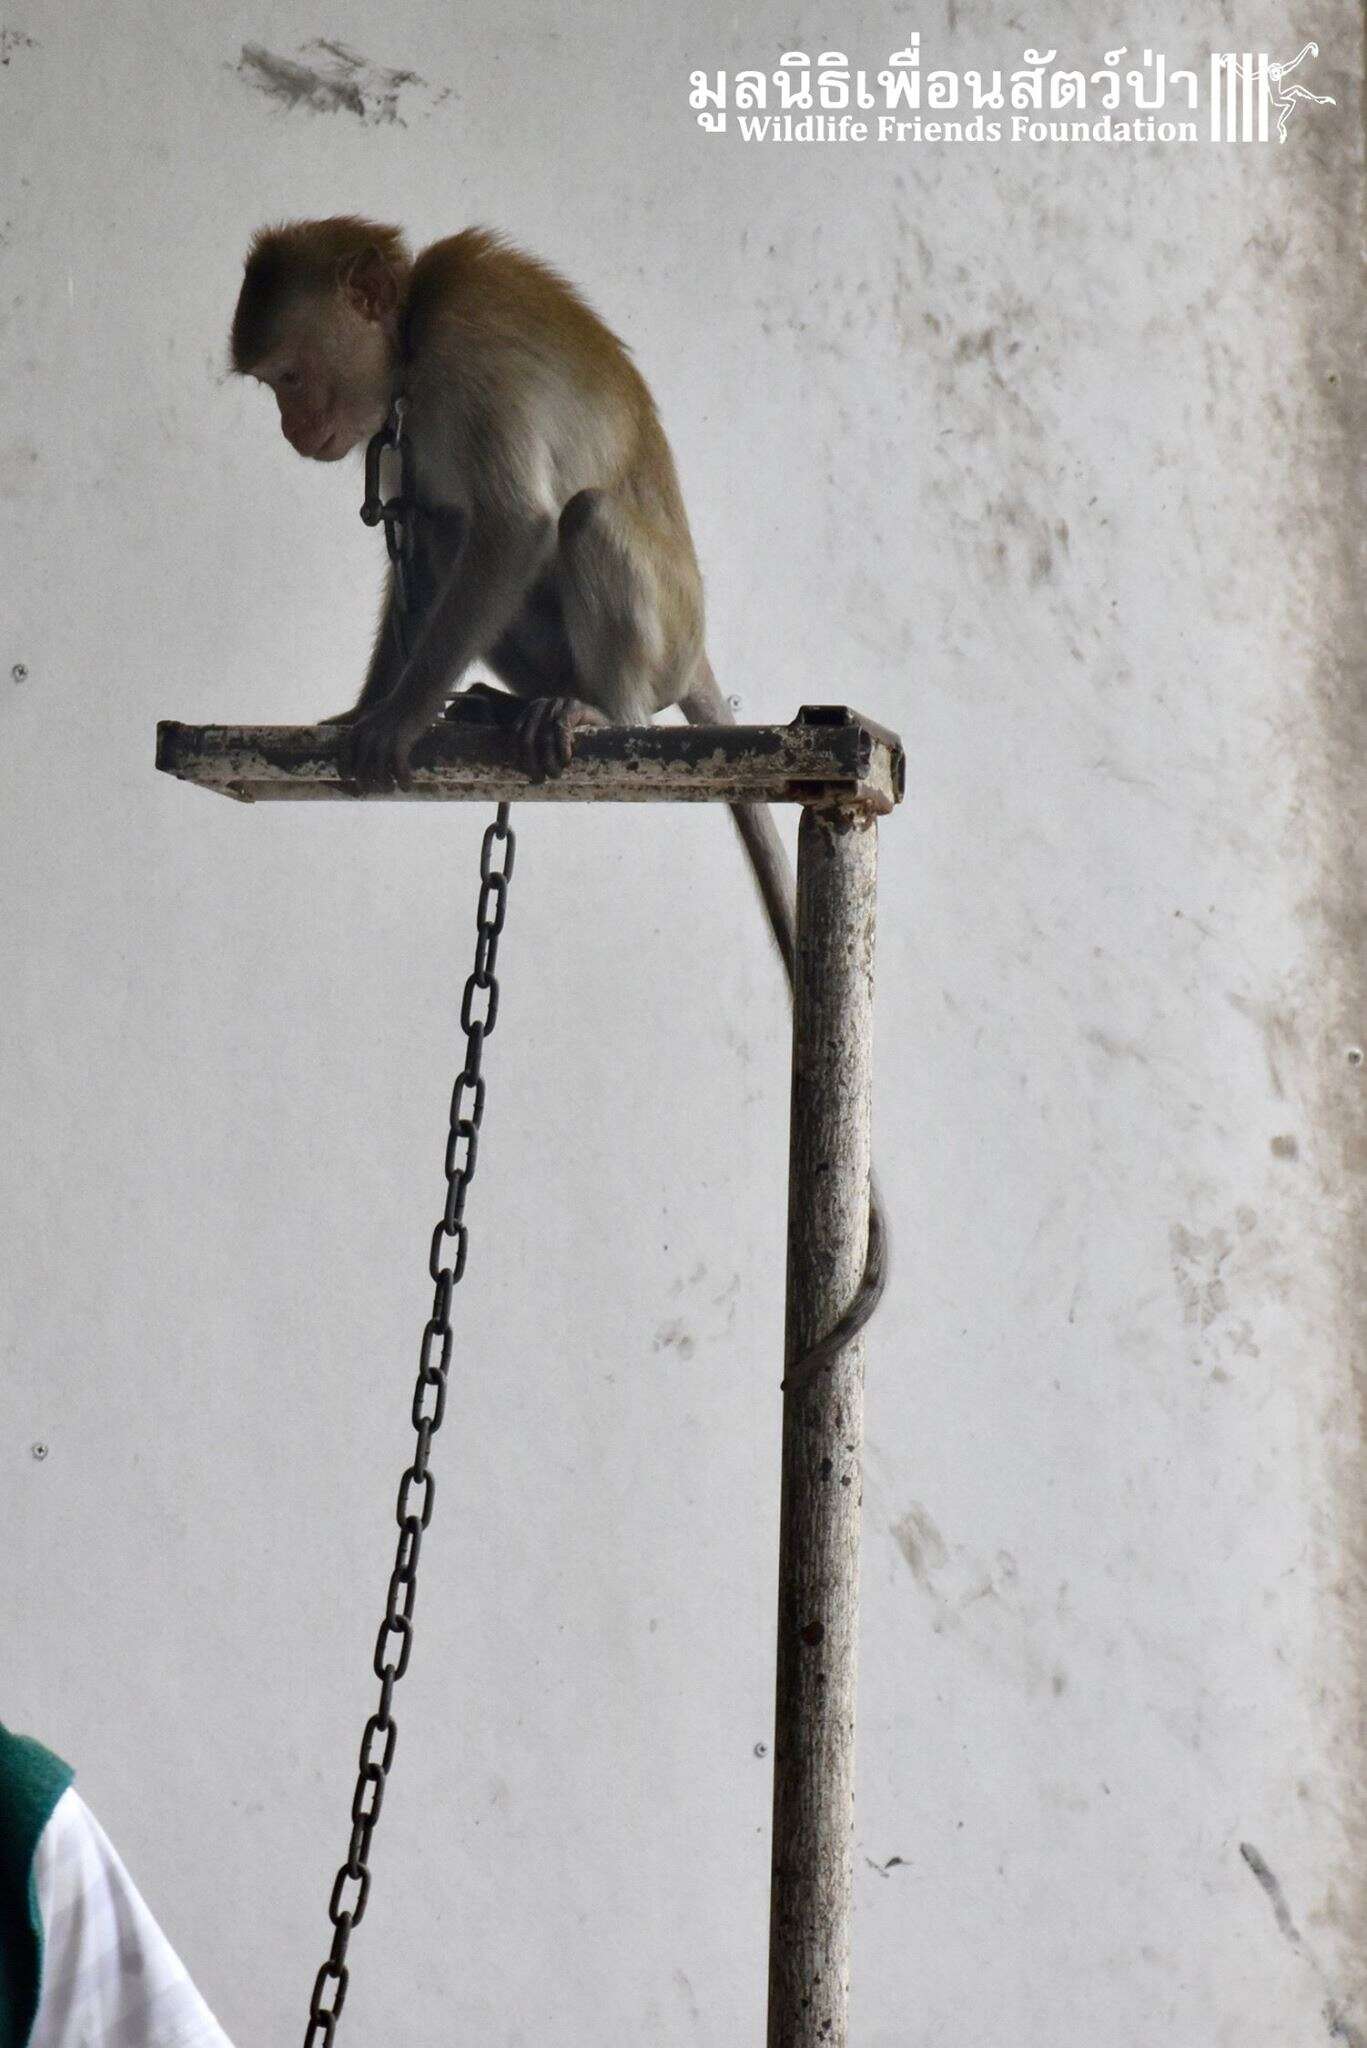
left=1213, top=41, right=1335, bottom=142
left=1258, top=39, right=1336, bottom=142
left=689, top=39, right=1338, bottom=148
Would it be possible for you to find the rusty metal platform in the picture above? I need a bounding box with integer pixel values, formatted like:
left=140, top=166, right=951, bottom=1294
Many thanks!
left=155, top=702, right=905, bottom=815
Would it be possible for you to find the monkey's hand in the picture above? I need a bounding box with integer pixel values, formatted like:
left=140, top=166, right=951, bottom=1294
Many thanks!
left=343, top=697, right=431, bottom=793
left=516, top=695, right=610, bottom=779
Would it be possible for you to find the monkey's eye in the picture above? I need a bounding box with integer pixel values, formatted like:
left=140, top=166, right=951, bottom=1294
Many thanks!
left=278, top=369, right=301, bottom=391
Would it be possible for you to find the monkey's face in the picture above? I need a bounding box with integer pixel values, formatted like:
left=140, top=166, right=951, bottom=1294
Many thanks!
left=253, top=291, right=393, bottom=463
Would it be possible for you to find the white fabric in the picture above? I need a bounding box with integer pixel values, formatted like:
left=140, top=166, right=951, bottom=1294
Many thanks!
left=27, top=1789, right=233, bottom=2048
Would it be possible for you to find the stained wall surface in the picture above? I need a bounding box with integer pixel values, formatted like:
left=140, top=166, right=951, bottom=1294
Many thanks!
left=2, top=6, right=1363, bottom=2043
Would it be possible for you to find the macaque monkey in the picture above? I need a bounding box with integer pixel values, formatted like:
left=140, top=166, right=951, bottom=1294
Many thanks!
left=229, top=217, right=883, bottom=1377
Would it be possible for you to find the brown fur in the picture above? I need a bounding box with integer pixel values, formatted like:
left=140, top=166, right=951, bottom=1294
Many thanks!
left=404, top=231, right=633, bottom=390
left=231, top=216, right=410, bottom=373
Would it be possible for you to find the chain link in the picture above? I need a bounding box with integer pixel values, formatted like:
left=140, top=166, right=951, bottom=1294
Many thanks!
left=306, top=422, right=515, bottom=2048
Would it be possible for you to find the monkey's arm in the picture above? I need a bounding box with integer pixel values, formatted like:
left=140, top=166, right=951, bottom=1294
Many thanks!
left=347, top=509, right=555, bottom=789
left=1283, top=41, right=1316, bottom=74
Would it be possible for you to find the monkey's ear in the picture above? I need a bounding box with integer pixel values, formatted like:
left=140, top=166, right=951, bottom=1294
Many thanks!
left=341, top=246, right=399, bottom=322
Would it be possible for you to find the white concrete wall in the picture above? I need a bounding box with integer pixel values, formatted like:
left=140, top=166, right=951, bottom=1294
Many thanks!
left=2, top=4, right=1362, bottom=2042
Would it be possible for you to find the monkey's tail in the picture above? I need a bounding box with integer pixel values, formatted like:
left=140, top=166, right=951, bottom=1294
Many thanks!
left=679, top=663, right=887, bottom=1390
left=678, top=665, right=796, bottom=985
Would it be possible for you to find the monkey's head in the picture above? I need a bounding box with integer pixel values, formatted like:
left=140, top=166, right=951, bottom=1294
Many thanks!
left=230, top=217, right=411, bottom=463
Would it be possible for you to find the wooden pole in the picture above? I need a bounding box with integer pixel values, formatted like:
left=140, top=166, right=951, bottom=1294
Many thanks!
left=767, top=806, right=877, bottom=2048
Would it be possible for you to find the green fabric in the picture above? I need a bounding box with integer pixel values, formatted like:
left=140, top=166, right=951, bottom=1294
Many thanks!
left=0, top=1724, right=74, bottom=2048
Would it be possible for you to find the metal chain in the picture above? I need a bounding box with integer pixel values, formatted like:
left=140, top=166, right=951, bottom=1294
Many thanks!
left=304, top=420, right=516, bottom=2048
left=303, top=805, right=515, bottom=2048
left=359, top=398, right=417, bottom=662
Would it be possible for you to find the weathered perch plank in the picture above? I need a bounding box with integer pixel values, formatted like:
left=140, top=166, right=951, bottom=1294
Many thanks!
left=154, top=705, right=905, bottom=815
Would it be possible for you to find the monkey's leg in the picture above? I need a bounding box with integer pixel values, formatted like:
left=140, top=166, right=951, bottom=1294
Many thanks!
left=471, top=490, right=670, bottom=780
left=556, top=488, right=695, bottom=717
left=481, top=571, right=595, bottom=773
left=485, top=573, right=578, bottom=701
left=442, top=681, right=522, bottom=727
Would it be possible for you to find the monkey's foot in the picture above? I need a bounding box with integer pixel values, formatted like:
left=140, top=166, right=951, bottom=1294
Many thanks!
left=516, top=696, right=610, bottom=779
left=442, top=682, right=521, bottom=728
